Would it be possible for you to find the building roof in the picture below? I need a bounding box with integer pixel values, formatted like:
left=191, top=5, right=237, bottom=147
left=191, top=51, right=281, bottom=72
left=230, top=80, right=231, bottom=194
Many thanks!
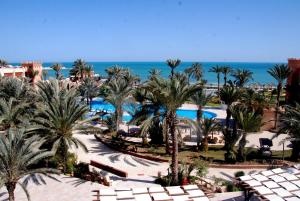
left=238, top=164, right=300, bottom=201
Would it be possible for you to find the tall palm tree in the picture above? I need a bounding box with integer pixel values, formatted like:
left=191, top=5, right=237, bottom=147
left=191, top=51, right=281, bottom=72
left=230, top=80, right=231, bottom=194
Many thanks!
left=0, top=59, right=8, bottom=67
left=241, top=89, right=266, bottom=115
left=267, top=64, right=291, bottom=129
left=30, top=79, right=89, bottom=173
left=184, top=62, right=203, bottom=83
left=209, top=65, right=223, bottom=96
left=191, top=89, right=213, bottom=122
left=220, top=84, right=240, bottom=129
left=105, top=65, right=129, bottom=81
left=166, top=59, right=181, bottom=78
left=274, top=104, right=300, bottom=160
left=145, top=74, right=201, bottom=185
left=221, top=66, right=232, bottom=86
left=130, top=88, right=165, bottom=145
left=102, top=77, right=134, bottom=131
left=234, top=110, right=262, bottom=161
left=78, top=78, right=99, bottom=110
left=70, top=59, right=87, bottom=80
left=231, top=69, right=253, bottom=87
left=51, top=63, right=63, bottom=79
left=0, top=128, right=59, bottom=201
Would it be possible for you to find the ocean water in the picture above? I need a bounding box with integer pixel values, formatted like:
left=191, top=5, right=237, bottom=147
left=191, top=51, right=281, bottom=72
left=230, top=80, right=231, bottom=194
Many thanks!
left=12, top=61, right=283, bottom=84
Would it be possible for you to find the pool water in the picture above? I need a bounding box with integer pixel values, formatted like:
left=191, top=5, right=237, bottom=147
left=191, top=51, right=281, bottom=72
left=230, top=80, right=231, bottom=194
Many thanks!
left=91, top=99, right=217, bottom=122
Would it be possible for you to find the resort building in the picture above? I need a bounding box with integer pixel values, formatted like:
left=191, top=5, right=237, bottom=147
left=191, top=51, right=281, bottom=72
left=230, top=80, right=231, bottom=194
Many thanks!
left=287, top=58, right=300, bottom=104
left=0, top=61, right=43, bottom=83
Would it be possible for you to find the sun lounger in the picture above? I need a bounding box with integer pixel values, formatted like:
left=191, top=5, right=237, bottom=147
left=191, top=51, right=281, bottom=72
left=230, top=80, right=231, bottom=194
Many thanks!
left=99, top=189, right=116, bottom=196
left=134, top=194, right=152, bottom=201
left=165, top=186, right=185, bottom=195
left=148, top=186, right=165, bottom=193
left=151, top=192, right=172, bottom=201
left=99, top=195, right=117, bottom=201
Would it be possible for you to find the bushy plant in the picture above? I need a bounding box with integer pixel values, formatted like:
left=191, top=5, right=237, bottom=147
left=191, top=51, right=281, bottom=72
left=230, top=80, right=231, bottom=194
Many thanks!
left=73, top=162, right=90, bottom=178
left=234, top=171, right=245, bottom=177
left=224, top=181, right=240, bottom=192
left=194, top=160, right=208, bottom=178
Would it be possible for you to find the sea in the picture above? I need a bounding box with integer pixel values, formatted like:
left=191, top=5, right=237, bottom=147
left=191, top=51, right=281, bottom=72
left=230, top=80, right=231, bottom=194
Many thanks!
left=12, top=61, right=284, bottom=85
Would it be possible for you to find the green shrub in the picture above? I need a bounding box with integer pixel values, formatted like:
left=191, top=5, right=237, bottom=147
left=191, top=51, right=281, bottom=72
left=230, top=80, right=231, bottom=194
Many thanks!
left=194, top=160, right=208, bottom=178
left=73, top=162, right=90, bottom=178
left=224, top=181, right=240, bottom=192
left=234, top=171, right=245, bottom=178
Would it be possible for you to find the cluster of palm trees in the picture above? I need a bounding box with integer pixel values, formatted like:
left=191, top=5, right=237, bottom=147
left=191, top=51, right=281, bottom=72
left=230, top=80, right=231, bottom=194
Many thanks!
left=69, top=59, right=94, bottom=80
left=0, top=58, right=299, bottom=199
left=0, top=75, right=90, bottom=200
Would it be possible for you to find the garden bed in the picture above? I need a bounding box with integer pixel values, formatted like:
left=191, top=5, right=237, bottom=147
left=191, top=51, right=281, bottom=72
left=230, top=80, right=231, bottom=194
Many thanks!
left=94, top=134, right=294, bottom=168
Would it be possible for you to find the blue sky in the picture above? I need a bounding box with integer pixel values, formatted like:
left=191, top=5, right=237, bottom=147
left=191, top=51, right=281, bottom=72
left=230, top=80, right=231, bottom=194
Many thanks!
left=0, top=0, right=300, bottom=62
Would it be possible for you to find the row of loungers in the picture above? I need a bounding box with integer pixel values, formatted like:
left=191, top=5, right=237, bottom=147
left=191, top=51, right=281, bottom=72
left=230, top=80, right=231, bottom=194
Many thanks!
left=238, top=164, right=300, bottom=201
left=93, top=184, right=210, bottom=201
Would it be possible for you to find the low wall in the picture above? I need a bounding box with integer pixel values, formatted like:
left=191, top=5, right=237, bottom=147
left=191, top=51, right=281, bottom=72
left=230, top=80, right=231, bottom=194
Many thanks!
left=90, top=160, right=128, bottom=178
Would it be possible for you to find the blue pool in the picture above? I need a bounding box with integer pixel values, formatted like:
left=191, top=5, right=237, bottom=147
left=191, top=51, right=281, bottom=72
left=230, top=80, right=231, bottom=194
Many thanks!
left=91, top=99, right=217, bottom=122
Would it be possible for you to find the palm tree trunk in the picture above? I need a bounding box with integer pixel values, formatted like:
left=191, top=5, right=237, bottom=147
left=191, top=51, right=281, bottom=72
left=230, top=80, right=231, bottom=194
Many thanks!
left=217, top=74, right=220, bottom=101
left=89, top=97, right=93, bottom=111
left=164, top=121, right=170, bottom=154
left=224, top=75, right=227, bottom=86
left=196, top=106, right=202, bottom=123
left=6, top=182, right=16, bottom=201
left=225, top=107, right=231, bottom=129
left=274, top=84, right=281, bottom=129
left=63, top=141, right=68, bottom=174
left=169, top=111, right=178, bottom=185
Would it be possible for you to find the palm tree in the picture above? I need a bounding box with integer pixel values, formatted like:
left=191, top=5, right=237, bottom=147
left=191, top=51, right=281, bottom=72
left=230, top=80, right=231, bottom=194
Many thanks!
left=221, top=66, right=232, bottom=86
left=0, top=98, right=29, bottom=130
left=220, top=84, right=240, bottom=129
left=0, top=59, right=8, bottom=67
left=0, top=128, right=59, bottom=201
left=231, top=69, right=253, bottom=87
left=130, top=88, right=165, bottom=145
left=241, top=89, right=266, bottom=115
left=191, top=90, right=213, bottom=122
left=78, top=78, right=99, bottom=110
left=30, top=79, right=89, bottom=173
left=84, top=65, right=93, bottom=78
left=51, top=63, right=63, bottom=79
left=148, top=69, right=162, bottom=80
left=267, top=64, right=291, bottom=129
left=145, top=74, right=201, bottom=185
left=105, top=65, right=129, bottom=81
left=70, top=59, right=87, bottom=80
left=42, top=69, right=48, bottom=80
left=102, top=77, right=134, bottom=131
left=234, top=110, right=262, bottom=161
left=184, top=62, right=203, bottom=83
left=166, top=59, right=181, bottom=78
left=209, top=65, right=223, bottom=96
left=187, top=118, right=219, bottom=151
left=0, top=77, right=35, bottom=103
left=274, top=104, right=300, bottom=160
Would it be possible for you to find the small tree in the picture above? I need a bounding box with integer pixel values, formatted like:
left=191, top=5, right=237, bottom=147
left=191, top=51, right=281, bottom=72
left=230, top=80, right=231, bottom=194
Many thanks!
left=0, top=129, right=59, bottom=201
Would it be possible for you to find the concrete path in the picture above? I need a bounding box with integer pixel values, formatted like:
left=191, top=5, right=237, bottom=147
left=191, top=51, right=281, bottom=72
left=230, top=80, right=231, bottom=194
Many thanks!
left=73, top=134, right=170, bottom=178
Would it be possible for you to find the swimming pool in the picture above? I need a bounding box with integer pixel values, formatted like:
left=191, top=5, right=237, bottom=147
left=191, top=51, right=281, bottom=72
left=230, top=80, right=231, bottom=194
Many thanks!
left=91, top=99, right=217, bottom=122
